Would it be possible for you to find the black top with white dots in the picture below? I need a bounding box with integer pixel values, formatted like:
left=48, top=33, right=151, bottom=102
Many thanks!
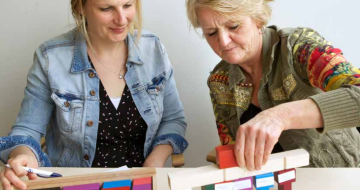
left=89, top=57, right=148, bottom=168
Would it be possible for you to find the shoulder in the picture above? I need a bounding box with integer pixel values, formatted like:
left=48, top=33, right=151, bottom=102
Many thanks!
left=208, top=60, right=231, bottom=86
left=283, top=27, right=325, bottom=47
left=134, top=30, right=167, bottom=55
left=39, top=28, right=77, bottom=52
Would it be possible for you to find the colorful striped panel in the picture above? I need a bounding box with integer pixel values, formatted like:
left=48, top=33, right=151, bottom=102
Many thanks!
left=102, top=179, right=131, bottom=189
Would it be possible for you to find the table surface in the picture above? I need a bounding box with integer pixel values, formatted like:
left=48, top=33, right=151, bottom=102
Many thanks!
left=1, top=166, right=359, bottom=190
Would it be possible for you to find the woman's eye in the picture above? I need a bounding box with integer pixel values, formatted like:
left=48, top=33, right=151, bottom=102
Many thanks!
left=100, top=7, right=112, bottom=12
left=208, top=31, right=217, bottom=37
left=230, top=25, right=239, bottom=30
left=124, top=4, right=133, bottom=8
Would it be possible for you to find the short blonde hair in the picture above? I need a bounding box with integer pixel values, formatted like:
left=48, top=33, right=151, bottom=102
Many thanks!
left=71, top=0, right=142, bottom=43
left=186, top=0, right=273, bottom=29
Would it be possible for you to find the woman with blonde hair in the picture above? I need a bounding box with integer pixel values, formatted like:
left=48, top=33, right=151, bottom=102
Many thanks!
left=186, top=0, right=360, bottom=171
left=0, top=0, right=188, bottom=189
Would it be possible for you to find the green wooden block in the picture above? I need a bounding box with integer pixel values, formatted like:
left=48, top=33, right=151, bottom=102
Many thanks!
left=201, top=184, right=215, bottom=190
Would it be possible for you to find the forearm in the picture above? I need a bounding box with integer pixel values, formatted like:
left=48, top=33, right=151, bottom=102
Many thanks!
left=265, top=99, right=324, bottom=131
left=9, top=146, right=36, bottom=160
left=144, top=145, right=173, bottom=167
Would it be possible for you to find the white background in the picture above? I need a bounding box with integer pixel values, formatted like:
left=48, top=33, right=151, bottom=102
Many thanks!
left=0, top=0, right=359, bottom=167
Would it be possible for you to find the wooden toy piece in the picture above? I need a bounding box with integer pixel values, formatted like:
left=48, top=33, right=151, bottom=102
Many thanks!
left=253, top=172, right=274, bottom=190
left=233, top=176, right=253, bottom=190
left=224, top=150, right=284, bottom=181
left=283, top=149, right=309, bottom=169
left=133, top=177, right=152, bottom=186
left=214, top=181, right=235, bottom=190
left=102, top=179, right=131, bottom=189
left=133, top=177, right=152, bottom=190
left=15, top=168, right=155, bottom=190
left=168, top=164, right=224, bottom=190
left=215, top=144, right=238, bottom=169
left=132, top=183, right=152, bottom=190
left=201, top=184, right=215, bottom=190
left=62, top=183, right=100, bottom=190
left=274, top=168, right=296, bottom=190
left=223, top=148, right=309, bottom=181
left=103, top=187, right=130, bottom=190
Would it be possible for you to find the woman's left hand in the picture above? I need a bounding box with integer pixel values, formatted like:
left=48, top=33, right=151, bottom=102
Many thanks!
left=234, top=109, right=286, bottom=171
left=143, top=144, right=173, bottom=167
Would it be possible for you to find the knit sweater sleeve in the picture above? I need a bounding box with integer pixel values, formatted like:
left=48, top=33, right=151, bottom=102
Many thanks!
left=289, top=27, right=360, bottom=133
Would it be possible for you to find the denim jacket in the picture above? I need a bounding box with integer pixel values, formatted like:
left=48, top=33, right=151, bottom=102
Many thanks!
left=0, top=29, right=188, bottom=167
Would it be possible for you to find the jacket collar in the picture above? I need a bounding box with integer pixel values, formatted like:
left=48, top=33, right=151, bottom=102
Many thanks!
left=228, top=26, right=280, bottom=89
left=71, top=30, right=144, bottom=73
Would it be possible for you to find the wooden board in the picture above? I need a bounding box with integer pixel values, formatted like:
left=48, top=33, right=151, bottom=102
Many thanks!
left=12, top=168, right=156, bottom=190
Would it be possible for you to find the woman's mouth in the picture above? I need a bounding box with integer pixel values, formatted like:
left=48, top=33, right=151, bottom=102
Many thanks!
left=110, top=27, right=126, bottom=34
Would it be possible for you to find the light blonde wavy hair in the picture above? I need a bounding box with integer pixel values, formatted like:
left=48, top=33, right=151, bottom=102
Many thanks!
left=71, top=0, right=142, bottom=45
left=186, top=0, right=273, bottom=29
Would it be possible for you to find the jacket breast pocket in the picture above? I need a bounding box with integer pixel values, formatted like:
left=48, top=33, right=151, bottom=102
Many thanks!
left=51, top=92, right=84, bottom=133
left=146, top=74, right=167, bottom=114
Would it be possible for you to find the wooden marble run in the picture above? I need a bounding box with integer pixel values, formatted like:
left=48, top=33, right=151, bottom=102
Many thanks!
left=168, top=145, right=309, bottom=190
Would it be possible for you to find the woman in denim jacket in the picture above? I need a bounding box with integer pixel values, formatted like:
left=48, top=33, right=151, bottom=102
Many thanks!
left=0, top=0, right=188, bottom=189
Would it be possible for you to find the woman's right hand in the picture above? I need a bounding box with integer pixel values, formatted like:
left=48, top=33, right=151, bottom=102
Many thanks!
left=1, top=150, right=39, bottom=190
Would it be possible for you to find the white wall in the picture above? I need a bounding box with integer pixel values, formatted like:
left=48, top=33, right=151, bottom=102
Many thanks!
left=0, top=0, right=359, bottom=167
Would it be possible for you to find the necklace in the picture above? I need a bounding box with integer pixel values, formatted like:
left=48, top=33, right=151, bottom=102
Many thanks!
left=90, top=48, right=125, bottom=79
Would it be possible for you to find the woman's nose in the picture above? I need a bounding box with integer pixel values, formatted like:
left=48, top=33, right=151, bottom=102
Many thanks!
left=218, top=32, right=231, bottom=48
left=114, top=10, right=127, bottom=25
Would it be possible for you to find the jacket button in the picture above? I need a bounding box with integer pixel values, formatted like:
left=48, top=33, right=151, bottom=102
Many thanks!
left=84, top=155, right=89, bottom=160
left=64, top=101, right=70, bottom=108
left=90, top=90, right=96, bottom=96
left=156, top=87, right=160, bottom=91
left=87, top=120, right=94, bottom=127
left=223, top=111, right=230, bottom=117
left=88, top=72, right=96, bottom=78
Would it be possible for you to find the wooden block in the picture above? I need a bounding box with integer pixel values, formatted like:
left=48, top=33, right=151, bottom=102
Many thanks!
left=62, top=183, right=100, bottom=190
left=233, top=176, right=253, bottom=190
left=224, top=151, right=284, bottom=181
left=133, top=183, right=152, bottom=190
left=216, top=144, right=238, bottom=169
left=224, top=149, right=309, bottom=181
left=133, top=177, right=152, bottom=186
left=201, top=184, right=215, bottom=190
left=253, top=172, right=274, bottom=190
left=168, top=164, right=224, bottom=190
left=102, top=179, right=131, bottom=189
left=214, top=181, right=235, bottom=190
left=104, top=187, right=130, bottom=190
left=283, top=149, right=309, bottom=169
left=274, top=168, right=296, bottom=190
left=19, top=168, right=155, bottom=190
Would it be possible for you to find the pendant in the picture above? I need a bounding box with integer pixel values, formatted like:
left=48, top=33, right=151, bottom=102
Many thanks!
left=119, top=75, right=123, bottom=79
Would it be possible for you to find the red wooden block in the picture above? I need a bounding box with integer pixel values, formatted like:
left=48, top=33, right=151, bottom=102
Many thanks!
left=274, top=168, right=296, bottom=190
left=216, top=144, right=238, bottom=169
left=133, top=177, right=152, bottom=186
